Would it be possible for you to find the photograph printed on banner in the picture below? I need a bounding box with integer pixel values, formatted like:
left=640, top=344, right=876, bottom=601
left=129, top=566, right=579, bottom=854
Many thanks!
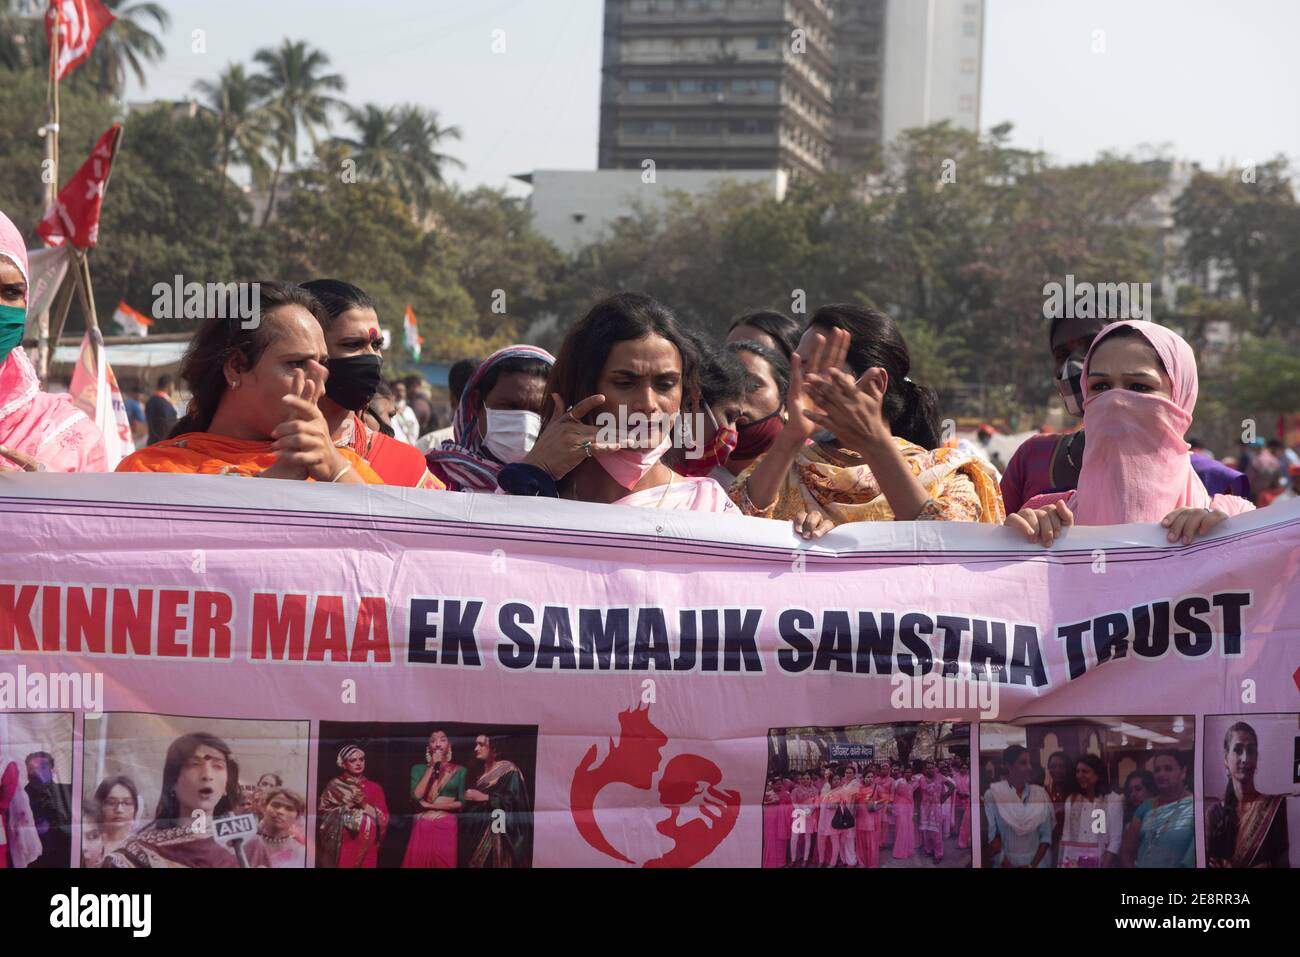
left=81, top=712, right=311, bottom=868
left=763, top=722, right=973, bottom=868
left=0, top=712, right=74, bottom=869
left=316, top=721, right=537, bottom=868
left=1203, top=713, right=1296, bottom=868
left=978, top=715, right=1196, bottom=869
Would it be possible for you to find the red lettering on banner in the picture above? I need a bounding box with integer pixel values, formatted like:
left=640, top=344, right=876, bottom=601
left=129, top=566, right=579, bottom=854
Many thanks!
left=111, top=588, right=153, bottom=656
left=42, top=585, right=61, bottom=651
left=193, top=591, right=233, bottom=658
left=350, top=597, right=391, bottom=663
left=156, top=589, right=189, bottom=657
left=307, top=595, right=349, bottom=662
left=0, top=584, right=39, bottom=651
left=67, top=586, right=106, bottom=653
left=251, top=593, right=307, bottom=660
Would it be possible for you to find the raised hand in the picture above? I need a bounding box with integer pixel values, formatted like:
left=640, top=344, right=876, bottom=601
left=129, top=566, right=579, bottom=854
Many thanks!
left=263, top=365, right=353, bottom=482
left=523, top=392, right=625, bottom=482
left=803, top=365, right=892, bottom=456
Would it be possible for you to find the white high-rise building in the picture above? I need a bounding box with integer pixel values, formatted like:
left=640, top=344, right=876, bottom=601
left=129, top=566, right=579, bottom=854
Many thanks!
left=879, top=0, right=985, bottom=145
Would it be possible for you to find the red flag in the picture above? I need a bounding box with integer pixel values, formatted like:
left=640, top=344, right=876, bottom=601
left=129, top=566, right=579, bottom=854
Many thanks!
left=37, top=124, right=122, bottom=249
left=45, top=0, right=116, bottom=81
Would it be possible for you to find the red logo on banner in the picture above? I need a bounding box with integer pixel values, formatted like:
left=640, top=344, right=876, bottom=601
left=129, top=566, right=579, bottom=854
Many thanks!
left=37, top=124, right=121, bottom=249
left=570, top=703, right=740, bottom=867
left=45, top=0, right=116, bottom=81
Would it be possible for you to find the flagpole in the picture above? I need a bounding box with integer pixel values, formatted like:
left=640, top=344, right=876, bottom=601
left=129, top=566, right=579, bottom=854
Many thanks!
left=37, top=4, right=62, bottom=382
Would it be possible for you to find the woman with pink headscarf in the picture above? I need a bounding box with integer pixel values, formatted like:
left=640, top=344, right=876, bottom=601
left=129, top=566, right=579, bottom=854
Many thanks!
left=0, top=210, right=106, bottom=473
left=1007, top=320, right=1253, bottom=547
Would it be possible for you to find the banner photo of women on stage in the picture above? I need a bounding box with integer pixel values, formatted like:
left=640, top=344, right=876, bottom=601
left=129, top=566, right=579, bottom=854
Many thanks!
left=1, top=476, right=1298, bottom=867
left=315, top=721, right=537, bottom=868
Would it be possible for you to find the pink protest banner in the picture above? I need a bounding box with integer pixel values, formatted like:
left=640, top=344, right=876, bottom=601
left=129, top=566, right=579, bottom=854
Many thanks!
left=0, top=475, right=1296, bottom=869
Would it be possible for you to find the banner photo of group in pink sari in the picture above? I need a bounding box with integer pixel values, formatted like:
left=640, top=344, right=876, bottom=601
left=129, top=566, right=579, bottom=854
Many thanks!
left=763, top=723, right=972, bottom=868
left=315, top=721, right=537, bottom=868
left=1202, top=713, right=1296, bottom=868
left=81, top=713, right=311, bottom=869
left=978, top=716, right=1197, bottom=869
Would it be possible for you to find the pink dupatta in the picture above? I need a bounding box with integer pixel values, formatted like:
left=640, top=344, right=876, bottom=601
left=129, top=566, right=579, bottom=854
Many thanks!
left=1027, top=320, right=1252, bottom=524
left=0, top=210, right=106, bottom=473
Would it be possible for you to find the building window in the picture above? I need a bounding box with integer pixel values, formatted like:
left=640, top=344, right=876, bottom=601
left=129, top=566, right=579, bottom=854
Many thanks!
left=627, top=79, right=670, bottom=94
left=623, top=120, right=672, bottom=136
left=960, top=56, right=976, bottom=74
left=755, top=35, right=774, bottom=50
left=963, top=2, right=979, bottom=15
left=962, top=20, right=977, bottom=37
left=959, top=95, right=975, bottom=113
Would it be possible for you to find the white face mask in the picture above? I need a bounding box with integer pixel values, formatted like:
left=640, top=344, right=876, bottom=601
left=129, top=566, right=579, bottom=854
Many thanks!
left=482, top=408, right=541, bottom=463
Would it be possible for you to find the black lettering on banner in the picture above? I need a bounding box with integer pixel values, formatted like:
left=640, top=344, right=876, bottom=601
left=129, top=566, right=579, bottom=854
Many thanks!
left=578, top=607, right=629, bottom=670
left=1213, top=592, right=1251, bottom=656
left=1132, top=601, right=1170, bottom=658
left=1093, top=611, right=1129, bottom=666
left=537, top=605, right=578, bottom=670
left=936, top=615, right=971, bottom=678
left=813, top=610, right=853, bottom=674
left=1173, top=595, right=1213, bottom=657
left=1057, top=619, right=1090, bottom=680
left=970, top=619, right=1008, bottom=682
left=631, top=607, right=671, bottom=671
left=777, top=608, right=815, bottom=673
left=672, top=609, right=697, bottom=671
left=856, top=611, right=895, bottom=675
left=699, top=608, right=720, bottom=672
left=1009, top=624, right=1047, bottom=686
left=897, top=613, right=933, bottom=677
left=722, top=608, right=764, bottom=672
left=496, top=602, right=536, bottom=669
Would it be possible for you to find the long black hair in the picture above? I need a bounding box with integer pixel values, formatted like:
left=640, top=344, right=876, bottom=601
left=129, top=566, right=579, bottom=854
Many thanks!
left=727, top=339, right=790, bottom=405
left=299, top=278, right=375, bottom=329
left=171, top=281, right=328, bottom=437
left=1208, top=721, right=1257, bottom=859
left=728, top=310, right=801, bottom=360
left=807, top=304, right=943, bottom=449
left=547, top=293, right=701, bottom=424
left=152, top=732, right=240, bottom=826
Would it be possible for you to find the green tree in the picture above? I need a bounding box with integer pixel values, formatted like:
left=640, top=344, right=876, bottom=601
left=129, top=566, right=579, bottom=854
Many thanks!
left=193, top=63, right=273, bottom=239
left=82, top=0, right=171, bottom=96
left=252, top=39, right=345, bottom=225
left=333, top=103, right=463, bottom=216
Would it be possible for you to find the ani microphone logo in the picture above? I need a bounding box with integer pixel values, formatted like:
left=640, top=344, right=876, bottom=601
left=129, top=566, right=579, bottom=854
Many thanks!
left=570, top=703, right=740, bottom=867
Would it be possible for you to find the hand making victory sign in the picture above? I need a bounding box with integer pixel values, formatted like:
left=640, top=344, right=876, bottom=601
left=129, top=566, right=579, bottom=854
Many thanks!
left=261, top=364, right=362, bottom=483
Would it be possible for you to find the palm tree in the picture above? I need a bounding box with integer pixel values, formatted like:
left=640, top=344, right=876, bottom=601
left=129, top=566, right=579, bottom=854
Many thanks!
left=332, top=103, right=463, bottom=215
left=86, top=0, right=171, bottom=96
left=0, top=0, right=46, bottom=72
left=193, top=64, right=273, bottom=238
left=253, top=39, right=346, bottom=225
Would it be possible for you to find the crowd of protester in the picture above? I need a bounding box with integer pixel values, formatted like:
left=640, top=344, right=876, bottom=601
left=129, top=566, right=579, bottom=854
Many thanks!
left=3, top=208, right=1297, bottom=544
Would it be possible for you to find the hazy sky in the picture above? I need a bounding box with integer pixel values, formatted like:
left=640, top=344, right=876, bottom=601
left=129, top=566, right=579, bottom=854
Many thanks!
left=123, top=0, right=1299, bottom=194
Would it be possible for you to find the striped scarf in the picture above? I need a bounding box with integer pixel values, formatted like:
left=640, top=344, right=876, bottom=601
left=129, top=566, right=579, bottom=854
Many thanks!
left=426, top=344, right=555, bottom=491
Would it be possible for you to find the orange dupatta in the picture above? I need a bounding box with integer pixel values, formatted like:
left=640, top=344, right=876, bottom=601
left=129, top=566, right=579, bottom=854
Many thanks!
left=116, top=431, right=383, bottom=484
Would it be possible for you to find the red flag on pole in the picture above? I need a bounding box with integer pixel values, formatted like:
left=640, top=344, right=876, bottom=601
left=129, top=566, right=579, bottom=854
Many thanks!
left=37, top=123, right=122, bottom=249
left=46, top=0, right=116, bottom=81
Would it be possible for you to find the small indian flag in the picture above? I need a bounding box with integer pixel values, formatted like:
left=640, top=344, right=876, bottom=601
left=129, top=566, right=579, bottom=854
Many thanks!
left=112, top=300, right=152, bottom=337
left=403, top=305, right=423, bottom=360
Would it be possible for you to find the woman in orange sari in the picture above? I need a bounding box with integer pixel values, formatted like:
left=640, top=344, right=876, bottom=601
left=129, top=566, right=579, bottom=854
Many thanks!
left=116, top=282, right=380, bottom=484
left=300, top=279, right=442, bottom=489
left=730, top=305, right=1003, bottom=533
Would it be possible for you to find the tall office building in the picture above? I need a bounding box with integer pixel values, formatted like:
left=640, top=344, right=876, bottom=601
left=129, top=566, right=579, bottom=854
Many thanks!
left=598, top=0, right=836, bottom=177
left=597, top=0, right=984, bottom=178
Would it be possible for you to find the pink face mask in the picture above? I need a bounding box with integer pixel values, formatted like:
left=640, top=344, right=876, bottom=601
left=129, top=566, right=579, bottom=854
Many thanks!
left=1072, top=388, right=1207, bottom=525
left=598, top=429, right=673, bottom=490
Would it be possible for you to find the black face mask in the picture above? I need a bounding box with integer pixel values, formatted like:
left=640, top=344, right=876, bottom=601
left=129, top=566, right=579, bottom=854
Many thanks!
left=325, top=354, right=384, bottom=412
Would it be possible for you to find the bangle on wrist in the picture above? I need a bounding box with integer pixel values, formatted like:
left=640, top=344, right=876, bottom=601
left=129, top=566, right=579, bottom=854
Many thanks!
left=331, top=462, right=353, bottom=483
